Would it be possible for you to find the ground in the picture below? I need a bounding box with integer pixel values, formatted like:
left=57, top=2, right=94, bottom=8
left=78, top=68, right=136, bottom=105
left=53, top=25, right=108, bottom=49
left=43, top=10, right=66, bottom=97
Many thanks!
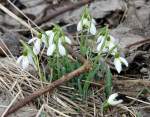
left=0, top=0, right=150, bottom=117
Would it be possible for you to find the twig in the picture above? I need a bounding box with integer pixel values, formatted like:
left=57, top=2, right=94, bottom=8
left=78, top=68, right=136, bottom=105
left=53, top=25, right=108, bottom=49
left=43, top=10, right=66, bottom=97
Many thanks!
left=35, top=104, right=45, bottom=117
left=125, top=38, right=150, bottom=49
left=45, top=104, right=71, bottom=117
left=66, top=45, right=86, bottom=63
left=126, top=96, right=150, bottom=105
left=35, top=0, right=93, bottom=25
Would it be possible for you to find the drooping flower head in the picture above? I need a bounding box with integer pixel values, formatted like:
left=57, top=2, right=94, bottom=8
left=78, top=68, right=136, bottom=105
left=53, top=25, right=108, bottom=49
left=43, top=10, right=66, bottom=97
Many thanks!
left=17, top=40, right=35, bottom=70
left=102, top=93, right=125, bottom=111
left=41, top=31, right=54, bottom=47
left=46, top=25, right=72, bottom=56
left=77, top=6, right=96, bottom=35
left=28, top=32, right=47, bottom=55
left=107, top=93, right=123, bottom=106
left=114, top=53, right=128, bottom=73
left=28, top=36, right=41, bottom=55
left=97, top=35, right=117, bottom=54
left=96, top=27, right=118, bottom=55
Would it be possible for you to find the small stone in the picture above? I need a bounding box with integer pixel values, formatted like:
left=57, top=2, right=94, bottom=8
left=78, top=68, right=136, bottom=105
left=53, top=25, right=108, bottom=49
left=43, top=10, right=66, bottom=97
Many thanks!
left=0, top=32, right=21, bottom=56
left=140, top=67, right=148, bottom=73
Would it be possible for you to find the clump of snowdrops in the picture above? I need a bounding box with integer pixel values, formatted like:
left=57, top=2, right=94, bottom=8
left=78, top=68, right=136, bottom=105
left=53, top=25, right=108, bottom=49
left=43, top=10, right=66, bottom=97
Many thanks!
left=17, top=6, right=128, bottom=107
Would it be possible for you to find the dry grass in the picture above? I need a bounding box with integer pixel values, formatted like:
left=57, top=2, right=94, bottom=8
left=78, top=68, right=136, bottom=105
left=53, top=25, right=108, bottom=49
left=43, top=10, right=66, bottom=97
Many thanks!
left=0, top=1, right=150, bottom=117
left=0, top=52, right=103, bottom=116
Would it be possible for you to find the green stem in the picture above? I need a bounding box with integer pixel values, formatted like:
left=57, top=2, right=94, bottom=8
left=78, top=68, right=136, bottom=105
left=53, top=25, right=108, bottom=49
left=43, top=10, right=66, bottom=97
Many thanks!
left=35, top=56, right=44, bottom=81
left=56, top=53, right=60, bottom=78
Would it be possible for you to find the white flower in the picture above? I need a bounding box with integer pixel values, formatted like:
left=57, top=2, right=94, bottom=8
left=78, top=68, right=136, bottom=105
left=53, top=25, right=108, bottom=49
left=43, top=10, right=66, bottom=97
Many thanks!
left=58, top=39, right=66, bottom=56
left=114, top=56, right=128, bottom=73
left=17, top=55, right=29, bottom=69
left=77, top=18, right=96, bottom=35
left=17, top=53, right=35, bottom=70
left=77, top=20, right=82, bottom=31
left=97, top=35, right=117, bottom=54
left=47, top=44, right=56, bottom=56
left=28, top=37, right=41, bottom=55
left=64, top=36, right=72, bottom=44
left=107, top=93, right=123, bottom=106
left=41, top=31, right=55, bottom=47
left=47, top=33, right=71, bottom=56
left=89, top=22, right=96, bottom=35
left=46, top=31, right=55, bottom=44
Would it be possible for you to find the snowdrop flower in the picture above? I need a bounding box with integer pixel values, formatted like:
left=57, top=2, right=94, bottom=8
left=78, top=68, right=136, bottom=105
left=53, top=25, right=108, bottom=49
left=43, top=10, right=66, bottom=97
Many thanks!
left=97, top=35, right=117, bottom=54
left=64, top=36, right=72, bottom=44
left=58, top=39, right=66, bottom=56
left=57, top=36, right=72, bottom=56
left=41, top=30, right=55, bottom=47
left=17, top=53, right=35, bottom=70
left=114, top=55, right=128, bottom=73
left=46, top=29, right=72, bottom=56
left=77, top=18, right=96, bottom=35
left=28, top=37, right=41, bottom=55
left=47, top=31, right=56, bottom=56
left=107, top=93, right=123, bottom=106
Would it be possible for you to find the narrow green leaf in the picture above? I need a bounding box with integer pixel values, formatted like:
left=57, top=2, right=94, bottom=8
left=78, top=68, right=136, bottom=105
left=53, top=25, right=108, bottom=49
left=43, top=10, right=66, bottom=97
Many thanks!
left=104, top=67, right=112, bottom=98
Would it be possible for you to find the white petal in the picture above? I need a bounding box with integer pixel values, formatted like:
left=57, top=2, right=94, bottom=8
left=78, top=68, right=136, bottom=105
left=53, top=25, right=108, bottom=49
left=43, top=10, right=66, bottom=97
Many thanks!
left=91, top=18, right=96, bottom=25
left=114, top=58, right=122, bottom=73
left=108, top=93, right=118, bottom=100
left=22, top=56, right=29, bottom=69
left=110, top=99, right=123, bottom=106
left=108, top=42, right=115, bottom=50
left=97, top=35, right=105, bottom=44
left=49, top=32, right=55, bottom=41
left=28, top=54, right=34, bottom=65
left=64, top=36, right=71, bottom=44
left=89, top=23, right=96, bottom=35
left=47, top=44, right=56, bottom=56
left=97, top=41, right=103, bottom=52
left=97, top=37, right=105, bottom=52
left=33, top=40, right=41, bottom=55
left=28, top=37, right=37, bottom=44
left=108, top=93, right=123, bottom=106
left=41, top=33, right=47, bottom=45
left=110, top=35, right=116, bottom=43
left=17, top=56, right=23, bottom=64
left=120, top=57, right=128, bottom=67
left=49, top=34, right=55, bottom=46
left=77, top=20, right=82, bottom=31
left=45, top=30, right=54, bottom=36
left=102, top=48, right=109, bottom=53
left=58, top=43, right=66, bottom=56
left=58, top=38, right=62, bottom=44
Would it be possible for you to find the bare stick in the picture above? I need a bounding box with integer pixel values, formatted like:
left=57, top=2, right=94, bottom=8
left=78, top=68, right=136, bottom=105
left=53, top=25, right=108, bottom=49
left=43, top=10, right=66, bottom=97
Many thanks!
left=126, top=96, right=150, bottom=105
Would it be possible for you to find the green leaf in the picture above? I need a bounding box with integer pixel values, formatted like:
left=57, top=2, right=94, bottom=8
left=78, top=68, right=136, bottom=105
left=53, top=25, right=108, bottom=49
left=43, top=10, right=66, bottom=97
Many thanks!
left=83, top=65, right=100, bottom=98
left=104, top=67, right=112, bottom=98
